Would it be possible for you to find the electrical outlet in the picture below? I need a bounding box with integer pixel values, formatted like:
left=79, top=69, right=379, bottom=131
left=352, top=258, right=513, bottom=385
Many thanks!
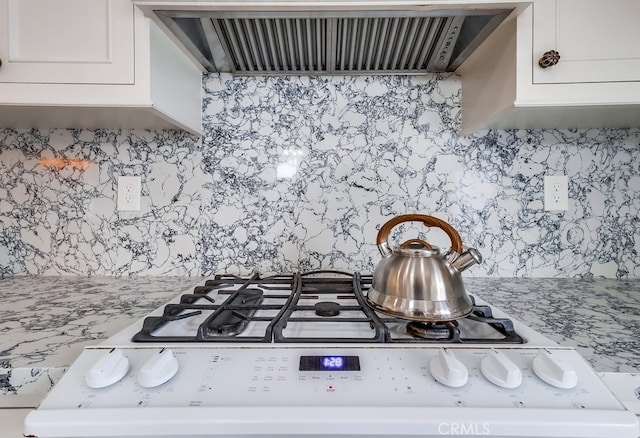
left=117, top=176, right=141, bottom=211
left=544, top=175, right=568, bottom=211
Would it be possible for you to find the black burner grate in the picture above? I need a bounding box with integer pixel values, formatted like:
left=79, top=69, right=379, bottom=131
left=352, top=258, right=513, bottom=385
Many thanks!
left=384, top=298, right=525, bottom=344
left=131, top=271, right=524, bottom=344
left=132, top=274, right=297, bottom=342
left=272, top=271, right=386, bottom=343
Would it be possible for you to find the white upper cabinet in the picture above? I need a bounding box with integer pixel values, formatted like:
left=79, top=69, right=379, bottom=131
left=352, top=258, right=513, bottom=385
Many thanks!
left=460, top=0, right=640, bottom=131
left=0, top=0, right=134, bottom=84
left=533, top=0, right=640, bottom=84
left=0, top=0, right=202, bottom=135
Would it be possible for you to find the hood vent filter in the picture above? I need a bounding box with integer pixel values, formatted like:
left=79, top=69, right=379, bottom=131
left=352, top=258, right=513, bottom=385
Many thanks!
left=157, top=10, right=512, bottom=74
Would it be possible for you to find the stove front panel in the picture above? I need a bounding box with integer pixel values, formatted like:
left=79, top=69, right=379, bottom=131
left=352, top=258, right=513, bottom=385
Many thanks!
left=25, top=345, right=639, bottom=437
left=30, top=346, right=623, bottom=409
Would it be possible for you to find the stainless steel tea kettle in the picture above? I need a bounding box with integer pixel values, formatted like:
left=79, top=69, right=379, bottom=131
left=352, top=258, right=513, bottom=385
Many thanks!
left=366, top=214, right=482, bottom=322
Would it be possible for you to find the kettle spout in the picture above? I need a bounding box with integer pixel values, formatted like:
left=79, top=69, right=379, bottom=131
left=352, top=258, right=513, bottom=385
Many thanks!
left=451, top=248, right=482, bottom=272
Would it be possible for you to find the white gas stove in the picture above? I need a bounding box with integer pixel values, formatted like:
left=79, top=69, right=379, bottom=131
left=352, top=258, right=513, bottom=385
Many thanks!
left=24, top=272, right=640, bottom=438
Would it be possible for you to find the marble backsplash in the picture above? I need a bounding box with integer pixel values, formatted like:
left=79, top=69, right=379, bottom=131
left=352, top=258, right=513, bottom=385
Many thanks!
left=1, top=73, right=639, bottom=278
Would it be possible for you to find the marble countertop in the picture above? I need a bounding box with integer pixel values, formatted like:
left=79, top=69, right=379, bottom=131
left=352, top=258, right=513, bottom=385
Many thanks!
left=1, top=276, right=638, bottom=396
left=465, top=278, right=640, bottom=373
left=0, top=277, right=204, bottom=396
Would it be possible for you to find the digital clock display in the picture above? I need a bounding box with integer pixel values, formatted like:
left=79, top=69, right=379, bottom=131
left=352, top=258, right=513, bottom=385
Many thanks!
left=322, top=356, right=343, bottom=369
left=299, top=356, right=361, bottom=371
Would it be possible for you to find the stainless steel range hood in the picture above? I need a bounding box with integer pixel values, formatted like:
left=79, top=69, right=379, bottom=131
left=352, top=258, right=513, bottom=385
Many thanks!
left=135, top=2, right=521, bottom=75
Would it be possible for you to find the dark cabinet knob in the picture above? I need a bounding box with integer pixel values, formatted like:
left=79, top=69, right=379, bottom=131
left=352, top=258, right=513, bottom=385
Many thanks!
left=538, top=50, right=560, bottom=69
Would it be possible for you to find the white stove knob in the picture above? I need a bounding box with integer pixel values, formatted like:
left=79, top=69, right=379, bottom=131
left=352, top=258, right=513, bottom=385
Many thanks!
left=481, top=349, right=522, bottom=389
left=532, top=350, right=578, bottom=389
left=138, top=349, right=179, bottom=388
left=85, top=349, right=130, bottom=389
left=429, top=349, right=468, bottom=388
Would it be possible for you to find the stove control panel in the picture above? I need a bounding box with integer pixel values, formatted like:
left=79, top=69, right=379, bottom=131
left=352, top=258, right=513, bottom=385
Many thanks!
left=36, top=346, right=625, bottom=410
left=26, top=346, right=640, bottom=438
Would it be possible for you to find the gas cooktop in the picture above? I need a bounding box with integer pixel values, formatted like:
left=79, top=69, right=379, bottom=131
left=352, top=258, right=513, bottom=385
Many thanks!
left=23, top=271, right=640, bottom=438
left=130, top=271, right=524, bottom=344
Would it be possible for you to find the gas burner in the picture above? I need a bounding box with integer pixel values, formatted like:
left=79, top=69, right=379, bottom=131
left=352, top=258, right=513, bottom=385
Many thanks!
left=314, top=301, right=341, bottom=317
left=206, top=289, right=264, bottom=336
left=406, top=321, right=459, bottom=341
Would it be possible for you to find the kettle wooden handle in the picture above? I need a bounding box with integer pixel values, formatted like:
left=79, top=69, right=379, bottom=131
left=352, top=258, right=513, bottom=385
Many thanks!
left=377, top=214, right=463, bottom=254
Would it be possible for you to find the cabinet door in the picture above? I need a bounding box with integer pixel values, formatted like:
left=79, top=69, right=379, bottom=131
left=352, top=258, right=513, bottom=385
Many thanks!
left=0, top=0, right=134, bottom=84
left=533, top=0, right=640, bottom=84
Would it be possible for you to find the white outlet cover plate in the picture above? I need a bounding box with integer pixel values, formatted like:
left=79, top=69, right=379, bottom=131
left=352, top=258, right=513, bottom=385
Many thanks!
left=544, top=175, right=568, bottom=211
left=117, top=176, right=141, bottom=211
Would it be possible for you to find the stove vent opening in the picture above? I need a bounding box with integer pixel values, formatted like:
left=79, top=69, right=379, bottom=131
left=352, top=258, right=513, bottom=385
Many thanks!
left=155, top=9, right=513, bottom=75
left=215, top=18, right=328, bottom=73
